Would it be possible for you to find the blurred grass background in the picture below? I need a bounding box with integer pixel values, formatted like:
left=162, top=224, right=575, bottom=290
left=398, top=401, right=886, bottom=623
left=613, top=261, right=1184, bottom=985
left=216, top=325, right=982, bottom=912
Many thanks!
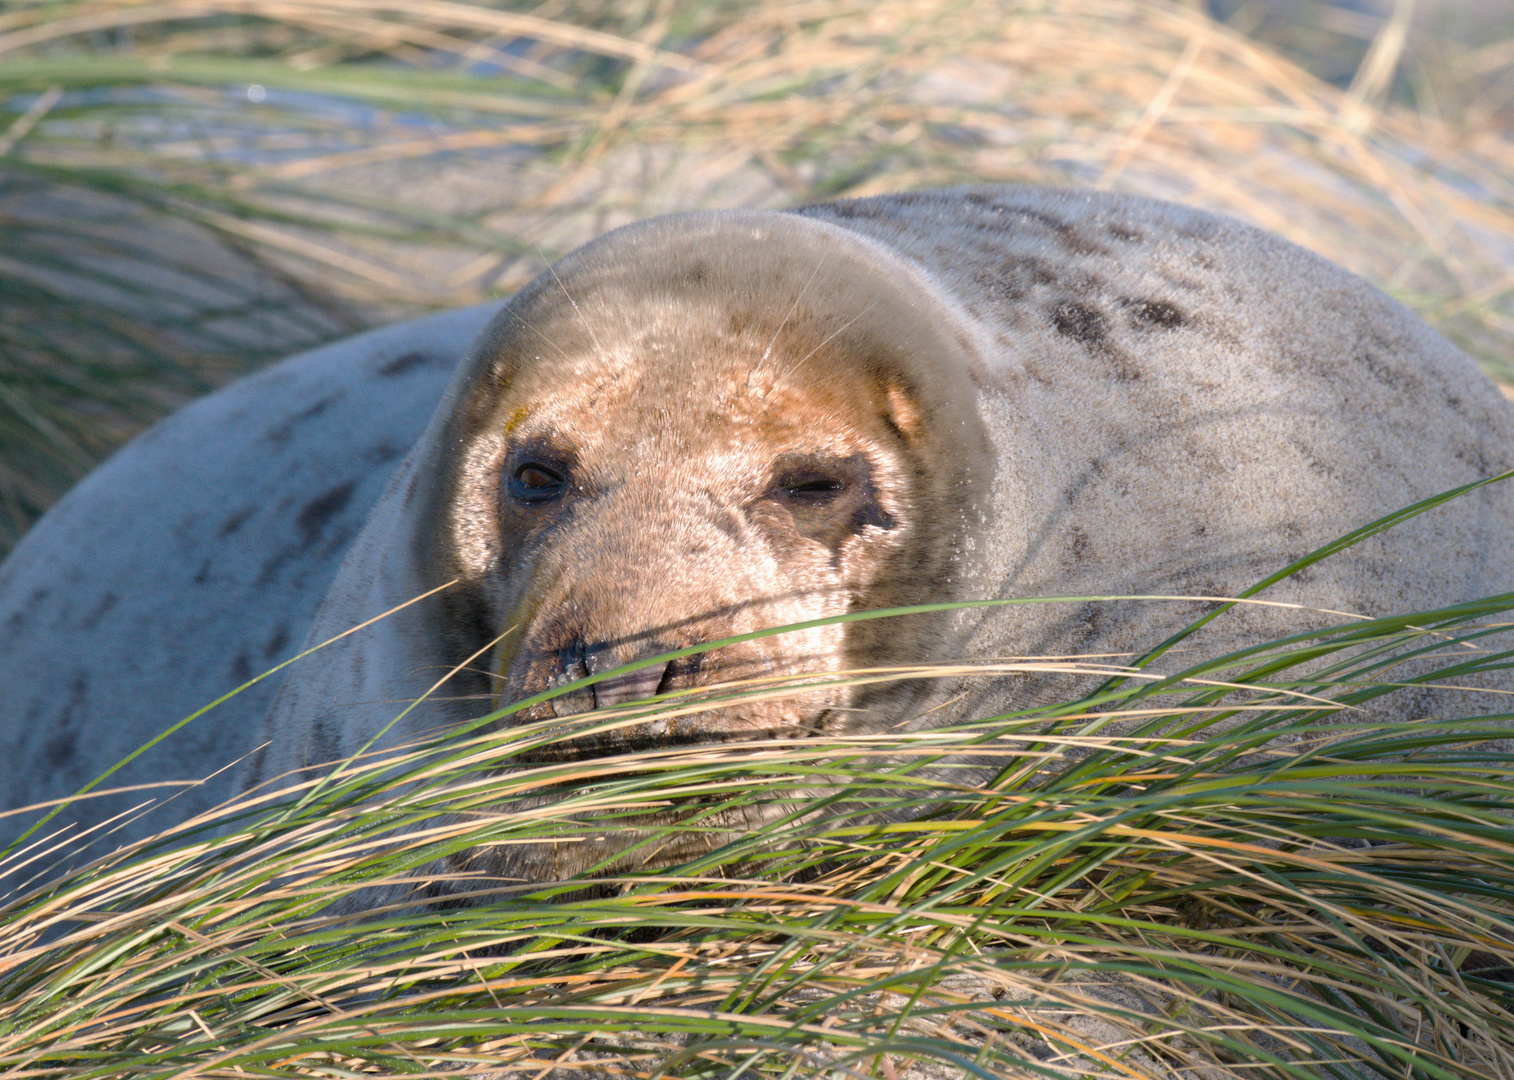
left=2, top=0, right=1514, bottom=555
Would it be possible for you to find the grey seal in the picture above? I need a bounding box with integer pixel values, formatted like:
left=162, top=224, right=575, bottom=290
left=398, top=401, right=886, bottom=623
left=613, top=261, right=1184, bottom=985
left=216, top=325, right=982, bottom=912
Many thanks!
left=2, top=185, right=1511, bottom=883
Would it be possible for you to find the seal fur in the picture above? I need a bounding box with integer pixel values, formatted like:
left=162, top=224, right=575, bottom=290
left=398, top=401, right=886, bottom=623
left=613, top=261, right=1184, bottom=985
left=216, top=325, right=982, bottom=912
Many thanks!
left=2, top=185, right=1512, bottom=882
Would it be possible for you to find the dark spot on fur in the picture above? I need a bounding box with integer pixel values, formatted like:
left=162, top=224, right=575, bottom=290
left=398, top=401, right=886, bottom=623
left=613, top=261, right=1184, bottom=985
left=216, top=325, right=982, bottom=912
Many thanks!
left=1015, top=206, right=1070, bottom=233
left=379, top=351, right=428, bottom=378
left=1107, top=222, right=1143, bottom=243
left=66, top=672, right=87, bottom=710
left=814, top=199, right=887, bottom=221
left=81, top=592, right=119, bottom=631
left=1291, top=438, right=1336, bottom=479
left=1357, top=348, right=1418, bottom=395
left=44, top=732, right=77, bottom=768
left=974, top=269, right=1024, bottom=304
left=193, top=559, right=213, bottom=586
left=364, top=442, right=404, bottom=465
left=232, top=651, right=253, bottom=683
left=1124, top=298, right=1186, bottom=329
left=300, top=395, right=338, bottom=422
left=1086, top=603, right=1105, bottom=640
left=1006, top=256, right=1062, bottom=288
left=991, top=205, right=1110, bottom=257
left=1454, top=443, right=1492, bottom=475
left=1050, top=301, right=1107, bottom=347
left=266, top=392, right=345, bottom=445
left=1049, top=301, right=1140, bottom=380
left=1065, top=601, right=1107, bottom=650
left=49, top=671, right=90, bottom=767
left=974, top=253, right=1077, bottom=308
left=297, top=480, right=356, bottom=542
left=1069, top=526, right=1091, bottom=564
left=1020, top=358, right=1054, bottom=385
left=311, top=713, right=339, bottom=764
left=800, top=191, right=931, bottom=226
left=264, top=623, right=290, bottom=658
left=217, top=506, right=256, bottom=538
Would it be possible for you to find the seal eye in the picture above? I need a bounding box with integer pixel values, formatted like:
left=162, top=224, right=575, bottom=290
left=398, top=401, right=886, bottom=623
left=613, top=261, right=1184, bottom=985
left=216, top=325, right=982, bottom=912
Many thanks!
left=509, top=461, right=568, bottom=503
left=765, top=453, right=896, bottom=548
left=780, top=473, right=845, bottom=504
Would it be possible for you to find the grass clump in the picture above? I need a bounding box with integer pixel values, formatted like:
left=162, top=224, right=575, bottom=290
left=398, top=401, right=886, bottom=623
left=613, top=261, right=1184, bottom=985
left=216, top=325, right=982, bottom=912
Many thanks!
left=1, top=580, right=1511, bottom=1079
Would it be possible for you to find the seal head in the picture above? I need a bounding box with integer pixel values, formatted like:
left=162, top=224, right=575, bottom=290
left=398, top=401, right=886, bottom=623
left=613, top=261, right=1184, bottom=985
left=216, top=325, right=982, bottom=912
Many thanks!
left=431, top=212, right=992, bottom=753
left=251, top=210, right=993, bottom=880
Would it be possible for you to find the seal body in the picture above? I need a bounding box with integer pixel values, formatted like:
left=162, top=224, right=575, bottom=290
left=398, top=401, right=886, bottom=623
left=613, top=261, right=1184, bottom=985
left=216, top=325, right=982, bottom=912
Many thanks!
left=2, top=186, right=1512, bottom=879
left=0, top=306, right=496, bottom=863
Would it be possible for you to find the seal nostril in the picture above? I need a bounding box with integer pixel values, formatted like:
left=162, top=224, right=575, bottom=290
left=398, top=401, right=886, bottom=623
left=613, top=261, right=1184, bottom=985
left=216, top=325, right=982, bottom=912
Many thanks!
left=557, top=641, right=590, bottom=682
left=663, top=651, right=704, bottom=690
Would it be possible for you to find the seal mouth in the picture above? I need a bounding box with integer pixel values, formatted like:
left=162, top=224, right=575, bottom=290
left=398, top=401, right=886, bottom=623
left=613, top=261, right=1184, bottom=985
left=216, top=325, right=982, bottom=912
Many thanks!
left=496, top=620, right=767, bottom=708
left=506, top=683, right=807, bottom=764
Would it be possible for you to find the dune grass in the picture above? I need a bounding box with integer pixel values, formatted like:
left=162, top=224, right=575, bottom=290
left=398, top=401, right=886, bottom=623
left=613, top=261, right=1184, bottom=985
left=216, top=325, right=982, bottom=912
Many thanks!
left=2, top=534, right=1512, bottom=1076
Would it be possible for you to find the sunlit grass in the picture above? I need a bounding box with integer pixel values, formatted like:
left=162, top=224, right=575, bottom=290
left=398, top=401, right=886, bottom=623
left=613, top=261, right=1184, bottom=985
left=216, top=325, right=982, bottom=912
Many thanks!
left=0, top=573, right=1510, bottom=1078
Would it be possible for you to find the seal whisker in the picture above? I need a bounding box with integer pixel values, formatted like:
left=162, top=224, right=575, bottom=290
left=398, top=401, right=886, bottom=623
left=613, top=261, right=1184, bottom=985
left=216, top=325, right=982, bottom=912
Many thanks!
left=786, top=301, right=878, bottom=374
left=761, top=253, right=827, bottom=364
left=507, top=309, right=575, bottom=364
left=539, top=243, right=604, bottom=357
